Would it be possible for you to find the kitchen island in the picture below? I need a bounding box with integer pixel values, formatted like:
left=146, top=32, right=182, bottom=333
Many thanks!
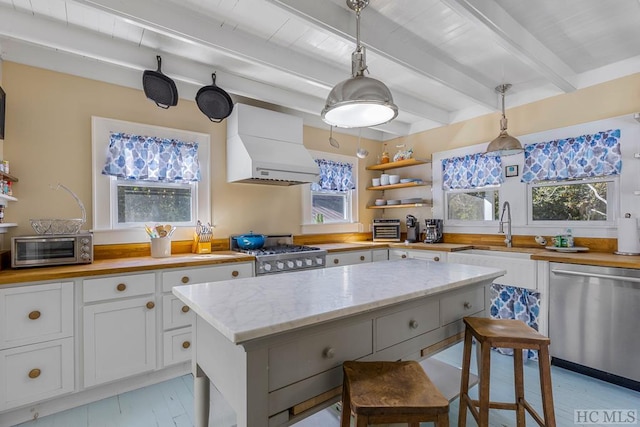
left=173, top=258, right=504, bottom=427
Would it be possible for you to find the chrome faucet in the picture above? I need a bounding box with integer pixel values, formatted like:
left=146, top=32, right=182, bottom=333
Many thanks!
left=499, top=201, right=512, bottom=248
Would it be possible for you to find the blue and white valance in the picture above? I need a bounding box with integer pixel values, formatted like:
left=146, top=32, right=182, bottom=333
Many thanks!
left=102, top=132, right=201, bottom=182
left=311, top=159, right=355, bottom=192
left=521, top=129, right=622, bottom=183
left=442, top=153, right=503, bottom=190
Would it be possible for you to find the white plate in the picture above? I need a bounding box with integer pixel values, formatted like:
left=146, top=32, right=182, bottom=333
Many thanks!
left=386, top=199, right=401, bottom=205
left=545, top=246, right=589, bottom=253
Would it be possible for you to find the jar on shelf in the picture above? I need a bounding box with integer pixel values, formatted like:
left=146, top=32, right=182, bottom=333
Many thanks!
left=381, top=144, right=390, bottom=164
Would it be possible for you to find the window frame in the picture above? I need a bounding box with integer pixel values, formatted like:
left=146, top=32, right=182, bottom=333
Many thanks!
left=526, top=177, right=618, bottom=227
left=444, top=185, right=501, bottom=226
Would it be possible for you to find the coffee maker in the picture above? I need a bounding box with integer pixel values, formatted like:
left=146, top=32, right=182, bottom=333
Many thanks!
left=424, top=219, right=443, bottom=243
left=406, top=215, right=419, bottom=243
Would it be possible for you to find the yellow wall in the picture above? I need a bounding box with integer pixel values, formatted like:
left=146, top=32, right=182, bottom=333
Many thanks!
left=1, top=61, right=380, bottom=240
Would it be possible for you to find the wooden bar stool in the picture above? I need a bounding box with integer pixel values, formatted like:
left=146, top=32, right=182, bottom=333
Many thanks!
left=341, top=360, right=449, bottom=427
left=458, top=317, right=556, bottom=427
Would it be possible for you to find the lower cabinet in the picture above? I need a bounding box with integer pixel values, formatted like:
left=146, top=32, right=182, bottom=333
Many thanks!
left=389, top=248, right=446, bottom=262
left=326, top=250, right=372, bottom=267
left=163, top=327, right=192, bottom=366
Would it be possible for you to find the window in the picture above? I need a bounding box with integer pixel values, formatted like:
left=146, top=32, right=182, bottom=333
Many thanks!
left=312, top=191, right=351, bottom=223
left=115, top=180, right=195, bottom=225
left=446, top=188, right=500, bottom=222
left=529, top=178, right=616, bottom=223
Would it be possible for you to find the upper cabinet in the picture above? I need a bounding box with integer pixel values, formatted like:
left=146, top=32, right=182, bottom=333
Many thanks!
left=366, top=159, right=432, bottom=209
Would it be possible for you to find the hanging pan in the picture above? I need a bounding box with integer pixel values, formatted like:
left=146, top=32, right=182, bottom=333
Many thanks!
left=142, top=55, right=178, bottom=109
left=195, top=72, right=234, bottom=122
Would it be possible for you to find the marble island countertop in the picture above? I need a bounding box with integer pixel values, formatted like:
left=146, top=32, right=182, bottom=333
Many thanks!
left=172, top=258, right=504, bottom=344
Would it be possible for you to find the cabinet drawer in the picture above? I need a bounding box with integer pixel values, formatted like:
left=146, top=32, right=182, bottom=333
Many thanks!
left=162, top=294, right=194, bottom=330
left=163, top=328, right=192, bottom=367
left=83, top=273, right=155, bottom=303
left=162, top=262, right=253, bottom=292
left=389, top=249, right=445, bottom=262
left=372, top=249, right=388, bottom=262
left=376, top=299, right=439, bottom=350
left=440, top=286, right=485, bottom=326
left=268, top=320, right=372, bottom=391
left=327, top=251, right=371, bottom=267
left=0, top=337, right=74, bottom=411
left=0, top=282, right=73, bottom=350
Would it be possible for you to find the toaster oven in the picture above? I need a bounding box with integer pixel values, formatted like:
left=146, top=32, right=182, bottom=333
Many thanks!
left=372, top=219, right=401, bottom=242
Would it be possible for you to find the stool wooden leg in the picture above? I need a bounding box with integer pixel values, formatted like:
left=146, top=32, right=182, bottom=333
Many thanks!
left=436, top=411, right=450, bottom=427
left=513, top=348, right=526, bottom=427
left=340, top=383, right=351, bottom=427
left=458, top=327, right=474, bottom=427
left=355, top=414, right=368, bottom=427
left=538, top=345, right=557, bottom=427
left=478, top=342, right=492, bottom=427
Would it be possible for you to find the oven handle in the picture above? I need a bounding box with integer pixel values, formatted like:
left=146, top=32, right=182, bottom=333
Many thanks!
left=551, top=268, right=640, bottom=284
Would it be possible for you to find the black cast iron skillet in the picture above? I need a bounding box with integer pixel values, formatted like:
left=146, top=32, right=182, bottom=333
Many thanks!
left=195, top=72, right=234, bottom=122
left=143, top=56, right=178, bottom=109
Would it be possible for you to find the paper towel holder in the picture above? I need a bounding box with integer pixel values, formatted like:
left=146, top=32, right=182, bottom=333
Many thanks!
left=614, top=212, right=640, bottom=255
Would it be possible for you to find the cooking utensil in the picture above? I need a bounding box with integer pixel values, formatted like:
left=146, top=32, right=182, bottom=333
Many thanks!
left=237, top=232, right=266, bottom=250
left=195, top=72, right=234, bottom=122
left=142, top=56, right=178, bottom=109
left=329, top=126, right=340, bottom=148
left=356, top=129, right=368, bottom=159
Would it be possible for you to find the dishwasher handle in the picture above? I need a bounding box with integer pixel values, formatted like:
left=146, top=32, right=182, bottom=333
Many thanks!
left=551, top=268, right=640, bottom=284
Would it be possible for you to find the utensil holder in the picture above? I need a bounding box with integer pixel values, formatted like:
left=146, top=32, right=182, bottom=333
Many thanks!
left=151, top=238, right=171, bottom=258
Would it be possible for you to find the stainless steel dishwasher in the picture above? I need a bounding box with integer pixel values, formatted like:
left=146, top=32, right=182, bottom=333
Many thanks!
left=549, top=262, right=640, bottom=389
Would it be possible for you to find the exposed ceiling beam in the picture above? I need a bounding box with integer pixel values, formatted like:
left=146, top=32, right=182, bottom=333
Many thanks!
left=73, top=0, right=450, bottom=125
left=441, top=0, right=577, bottom=93
left=267, top=0, right=499, bottom=110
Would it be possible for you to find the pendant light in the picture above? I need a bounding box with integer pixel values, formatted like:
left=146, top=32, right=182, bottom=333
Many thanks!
left=321, top=0, right=398, bottom=128
left=485, top=83, right=523, bottom=156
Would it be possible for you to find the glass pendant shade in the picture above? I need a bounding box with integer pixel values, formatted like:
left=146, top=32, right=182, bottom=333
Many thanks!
left=485, top=83, right=523, bottom=156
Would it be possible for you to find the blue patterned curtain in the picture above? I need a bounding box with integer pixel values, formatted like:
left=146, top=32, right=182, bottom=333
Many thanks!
left=441, top=153, right=504, bottom=190
left=521, top=129, right=621, bottom=183
left=102, top=132, right=201, bottom=182
left=490, top=284, right=541, bottom=360
left=311, top=159, right=355, bottom=192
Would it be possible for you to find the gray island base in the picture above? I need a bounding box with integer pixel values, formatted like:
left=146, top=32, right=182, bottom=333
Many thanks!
left=173, top=258, right=505, bottom=427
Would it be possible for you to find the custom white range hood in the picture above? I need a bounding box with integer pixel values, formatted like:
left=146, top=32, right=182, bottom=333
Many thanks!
left=226, top=104, right=319, bottom=186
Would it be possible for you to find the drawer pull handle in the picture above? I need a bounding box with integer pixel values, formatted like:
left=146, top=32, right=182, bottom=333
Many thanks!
left=28, top=368, right=41, bottom=379
left=322, top=347, right=335, bottom=359
left=146, top=301, right=155, bottom=309
left=409, top=319, right=419, bottom=329
left=232, top=270, right=239, bottom=277
left=359, top=255, right=365, bottom=261
left=181, top=276, right=190, bottom=284
left=181, top=305, right=190, bottom=313
left=463, top=302, right=472, bottom=309
left=433, top=256, right=440, bottom=262
left=182, top=341, right=191, bottom=349
left=116, top=283, right=127, bottom=292
left=401, top=254, right=407, bottom=259
left=333, top=259, right=340, bottom=264
left=28, top=310, right=41, bottom=320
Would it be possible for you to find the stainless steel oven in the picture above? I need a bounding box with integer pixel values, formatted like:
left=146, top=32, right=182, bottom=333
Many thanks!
left=12, top=233, right=93, bottom=268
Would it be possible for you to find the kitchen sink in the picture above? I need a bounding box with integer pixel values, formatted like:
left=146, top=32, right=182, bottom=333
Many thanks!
left=456, top=249, right=532, bottom=260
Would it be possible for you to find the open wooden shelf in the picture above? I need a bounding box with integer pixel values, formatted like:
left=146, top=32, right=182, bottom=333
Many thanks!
left=367, top=201, right=432, bottom=209
left=0, top=171, right=18, bottom=183
left=367, top=181, right=431, bottom=191
left=366, top=158, right=430, bottom=171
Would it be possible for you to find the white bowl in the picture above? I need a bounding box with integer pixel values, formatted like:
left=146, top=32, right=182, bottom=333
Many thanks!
left=375, top=199, right=386, bottom=206
left=372, top=178, right=381, bottom=186
left=389, top=174, right=401, bottom=184
left=380, top=174, right=390, bottom=186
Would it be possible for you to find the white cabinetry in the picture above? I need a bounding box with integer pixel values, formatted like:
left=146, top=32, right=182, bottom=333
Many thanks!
left=372, top=248, right=388, bottom=262
left=0, top=282, right=74, bottom=410
left=82, top=273, right=156, bottom=387
left=326, top=250, right=371, bottom=267
left=388, top=248, right=446, bottom=263
left=447, top=251, right=537, bottom=290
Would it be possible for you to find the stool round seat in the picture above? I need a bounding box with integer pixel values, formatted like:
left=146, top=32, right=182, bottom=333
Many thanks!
left=458, top=317, right=556, bottom=427
left=341, top=360, right=449, bottom=427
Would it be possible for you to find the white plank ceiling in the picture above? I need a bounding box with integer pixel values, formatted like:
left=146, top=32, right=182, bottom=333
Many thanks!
left=0, top=0, right=638, bottom=140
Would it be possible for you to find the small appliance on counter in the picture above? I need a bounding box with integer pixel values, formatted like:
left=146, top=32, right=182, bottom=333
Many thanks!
left=424, top=219, right=443, bottom=243
left=372, top=219, right=401, bottom=242
left=12, top=233, right=93, bottom=268
left=405, top=215, right=419, bottom=243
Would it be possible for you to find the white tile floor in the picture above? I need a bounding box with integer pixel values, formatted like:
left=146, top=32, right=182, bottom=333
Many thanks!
left=15, top=342, right=640, bottom=427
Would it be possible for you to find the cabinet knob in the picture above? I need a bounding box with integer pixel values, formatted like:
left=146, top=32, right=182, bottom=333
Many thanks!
left=333, top=259, right=339, bottom=264
left=146, top=301, right=155, bottom=309
left=28, top=310, right=41, bottom=320
left=433, top=256, right=440, bottom=262
left=409, top=319, right=419, bottom=329
left=323, top=347, right=335, bottom=359
left=463, top=302, right=472, bottom=310
left=28, top=368, right=41, bottom=379
left=232, top=270, right=239, bottom=277
left=401, top=254, right=407, bottom=259
left=116, top=283, right=126, bottom=292
left=181, top=305, right=190, bottom=313
left=182, top=341, right=191, bottom=349
left=359, top=255, right=365, bottom=261
left=181, top=276, right=190, bottom=284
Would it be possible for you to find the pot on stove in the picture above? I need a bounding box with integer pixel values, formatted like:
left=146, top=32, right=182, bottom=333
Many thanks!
left=237, top=232, right=266, bottom=249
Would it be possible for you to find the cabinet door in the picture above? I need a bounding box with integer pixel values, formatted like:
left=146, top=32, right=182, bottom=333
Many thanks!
left=83, top=297, right=156, bottom=387
left=326, top=250, right=372, bottom=267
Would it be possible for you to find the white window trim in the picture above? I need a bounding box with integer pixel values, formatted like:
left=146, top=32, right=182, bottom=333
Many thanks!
left=444, top=186, right=500, bottom=227
left=91, top=116, right=210, bottom=244
left=300, top=150, right=360, bottom=234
